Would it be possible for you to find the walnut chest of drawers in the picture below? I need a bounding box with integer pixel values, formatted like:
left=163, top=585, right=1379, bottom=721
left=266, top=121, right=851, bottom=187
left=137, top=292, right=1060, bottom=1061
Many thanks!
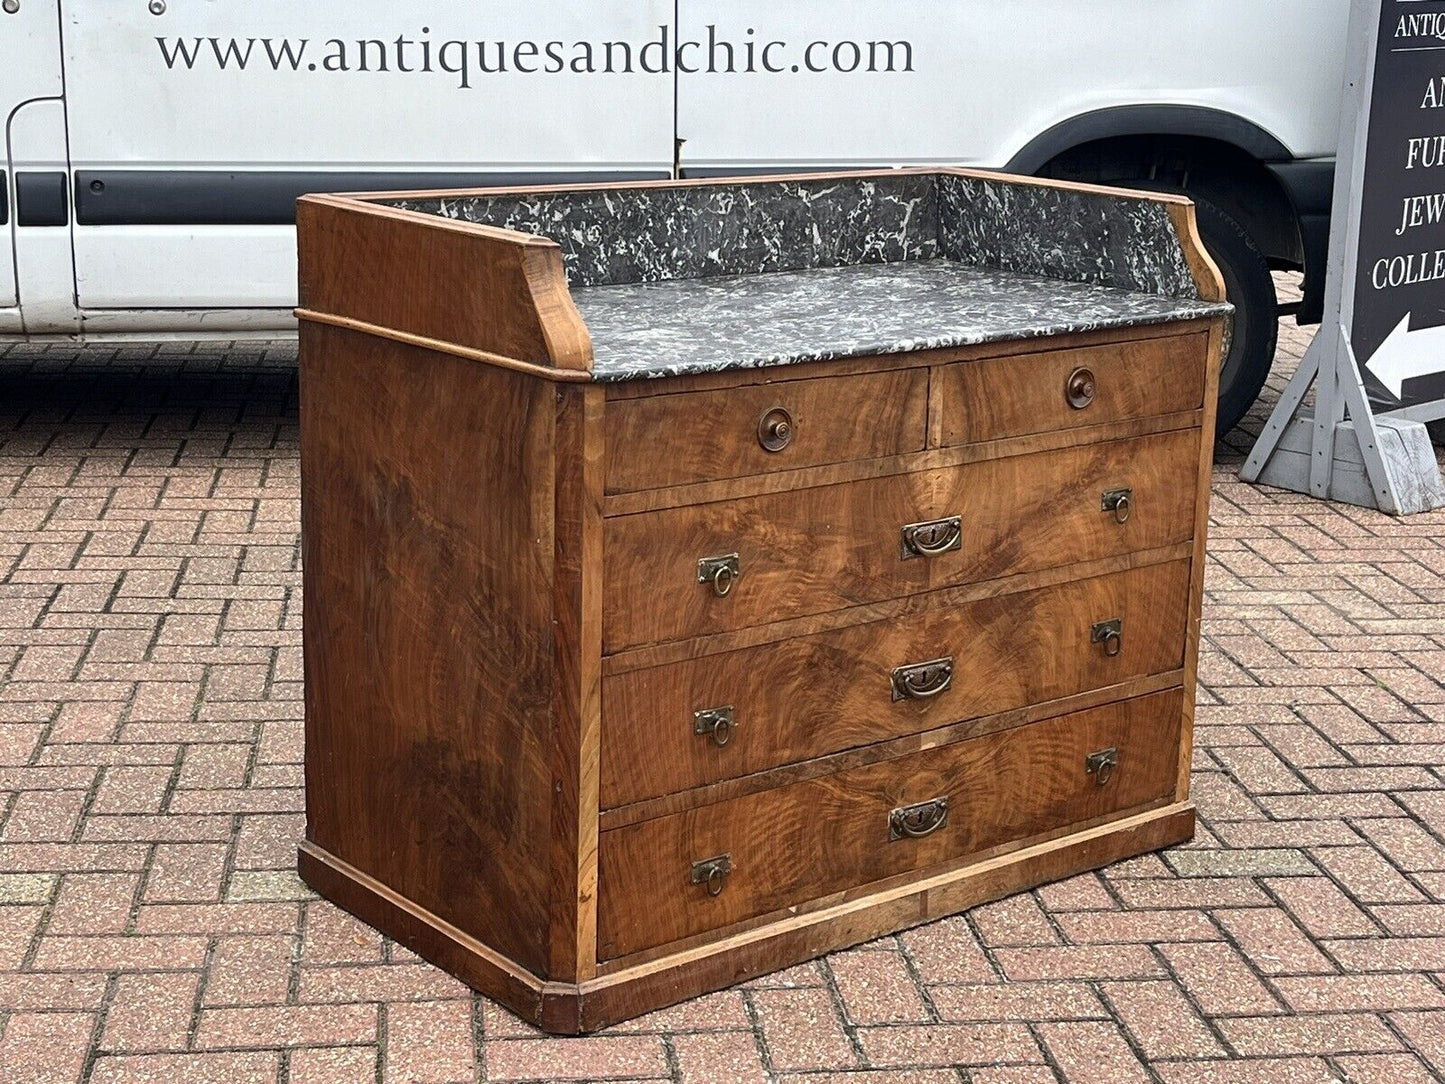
left=295, top=169, right=1230, bottom=1032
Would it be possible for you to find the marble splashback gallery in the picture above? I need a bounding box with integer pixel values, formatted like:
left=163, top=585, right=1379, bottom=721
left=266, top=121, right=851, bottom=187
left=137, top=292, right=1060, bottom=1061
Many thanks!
left=383, top=171, right=1201, bottom=300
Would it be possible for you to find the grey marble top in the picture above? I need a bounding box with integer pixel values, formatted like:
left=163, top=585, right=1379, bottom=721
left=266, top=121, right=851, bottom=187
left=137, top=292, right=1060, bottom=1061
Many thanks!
left=571, top=260, right=1230, bottom=382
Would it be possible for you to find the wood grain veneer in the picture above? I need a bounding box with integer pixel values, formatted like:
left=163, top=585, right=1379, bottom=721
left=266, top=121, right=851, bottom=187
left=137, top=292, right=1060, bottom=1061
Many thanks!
left=602, top=559, right=1191, bottom=807
left=606, top=368, right=928, bottom=493
left=604, top=428, right=1200, bottom=651
left=935, top=332, right=1208, bottom=446
left=298, top=172, right=1225, bottom=1032
left=598, top=690, right=1183, bottom=958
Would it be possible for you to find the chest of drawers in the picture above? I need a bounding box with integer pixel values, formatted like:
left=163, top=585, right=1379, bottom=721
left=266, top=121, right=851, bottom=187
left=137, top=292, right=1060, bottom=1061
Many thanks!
left=295, top=169, right=1230, bottom=1032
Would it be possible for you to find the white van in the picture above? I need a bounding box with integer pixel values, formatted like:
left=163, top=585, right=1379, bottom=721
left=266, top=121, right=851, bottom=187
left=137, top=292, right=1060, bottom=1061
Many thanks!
left=3, top=1, right=1346, bottom=432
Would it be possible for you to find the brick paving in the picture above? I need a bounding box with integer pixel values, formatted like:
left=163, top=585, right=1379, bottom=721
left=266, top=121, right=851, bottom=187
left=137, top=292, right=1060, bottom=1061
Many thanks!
left=1, top=291, right=1444, bottom=1082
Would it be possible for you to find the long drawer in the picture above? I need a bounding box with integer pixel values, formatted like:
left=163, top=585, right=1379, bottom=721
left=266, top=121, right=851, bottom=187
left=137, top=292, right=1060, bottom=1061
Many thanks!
left=602, top=559, right=1191, bottom=808
left=604, top=428, right=1199, bottom=651
left=598, top=689, right=1183, bottom=960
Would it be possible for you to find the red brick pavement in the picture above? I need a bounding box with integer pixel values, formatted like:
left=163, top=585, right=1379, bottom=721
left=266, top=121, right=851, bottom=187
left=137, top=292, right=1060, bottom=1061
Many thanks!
left=1, top=295, right=1443, bottom=1082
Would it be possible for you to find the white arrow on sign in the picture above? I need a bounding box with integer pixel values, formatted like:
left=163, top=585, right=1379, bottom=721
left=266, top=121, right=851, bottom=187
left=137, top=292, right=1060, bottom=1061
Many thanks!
left=1366, top=312, right=1445, bottom=399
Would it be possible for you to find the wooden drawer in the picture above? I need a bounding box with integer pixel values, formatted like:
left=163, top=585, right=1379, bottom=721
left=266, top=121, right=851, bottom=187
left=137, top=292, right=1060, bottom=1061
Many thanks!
left=606, top=369, right=928, bottom=493
left=936, top=333, right=1207, bottom=446
left=598, top=689, right=1183, bottom=959
left=604, top=428, right=1199, bottom=651
left=602, top=559, right=1191, bottom=807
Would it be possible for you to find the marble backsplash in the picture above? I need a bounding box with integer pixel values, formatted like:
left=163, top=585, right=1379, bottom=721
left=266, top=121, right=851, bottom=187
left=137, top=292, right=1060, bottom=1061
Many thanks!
left=934, top=173, right=1199, bottom=300
left=386, top=176, right=939, bottom=289
left=381, top=171, right=1200, bottom=299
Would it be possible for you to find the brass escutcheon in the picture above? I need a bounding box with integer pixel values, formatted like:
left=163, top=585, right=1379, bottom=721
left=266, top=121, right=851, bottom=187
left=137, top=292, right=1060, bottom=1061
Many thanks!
left=690, top=854, right=732, bottom=896
left=891, top=657, right=954, bottom=701
left=693, top=706, right=736, bottom=748
left=1092, top=619, right=1124, bottom=657
left=1085, top=747, right=1119, bottom=786
left=900, top=515, right=963, bottom=560
left=697, top=554, right=740, bottom=598
left=1101, top=487, right=1133, bottom=524
left=1066, top=366, right=1097, bottom=409
left=889, top=797, right=949, bottom=840
left=758, top=407, right=795, bottom=452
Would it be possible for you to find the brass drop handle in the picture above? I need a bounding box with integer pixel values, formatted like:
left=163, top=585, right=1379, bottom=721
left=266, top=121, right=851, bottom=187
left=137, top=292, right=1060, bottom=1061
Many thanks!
left=697, top=554, right=740, bottom=598
left=1086, top=747, right=1118, bottom=786
left=1067, top=366, right=1097, bottom=409
left=1092, top=619, right=1123, bottom=657
left=900, top=516, right=963, bottom=559
left=694, top=706, right=735, bottom=748
left=690, top=854, right=732, bottom=896
left=889, top=797, right=949, bottom=840
left=758, top=407, right=795, bottom=452
left=891, top=657, right=954, bottom=701
left=1101, top=488, right=1133, bottom=524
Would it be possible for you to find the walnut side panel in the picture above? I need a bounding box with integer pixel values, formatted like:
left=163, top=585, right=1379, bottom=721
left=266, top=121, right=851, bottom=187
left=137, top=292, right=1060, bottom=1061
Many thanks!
left=1179, top=316, right=1226, bottom=798
left=299, top=323, right=560, bottom=976
left=548, top=384, right=605, bottom=982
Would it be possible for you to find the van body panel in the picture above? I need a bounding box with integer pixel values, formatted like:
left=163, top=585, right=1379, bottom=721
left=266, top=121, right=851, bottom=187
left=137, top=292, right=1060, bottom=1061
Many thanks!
left=59, top=0, right=674, bottom=317
left=674, top=0, right=1348, bottom=171
left=2, top=0, right=65, bottom=313
left=1, top=0, right=1348, bottom=335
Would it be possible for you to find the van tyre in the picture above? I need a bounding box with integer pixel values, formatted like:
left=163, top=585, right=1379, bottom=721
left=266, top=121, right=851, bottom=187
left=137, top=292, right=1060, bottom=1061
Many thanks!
left=1190, top=197, right=1277, bottom=439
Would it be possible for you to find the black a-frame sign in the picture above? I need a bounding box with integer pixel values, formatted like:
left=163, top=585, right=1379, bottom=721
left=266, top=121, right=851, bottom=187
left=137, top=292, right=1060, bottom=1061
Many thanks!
left=1243, top=0, right=1445, bottom=513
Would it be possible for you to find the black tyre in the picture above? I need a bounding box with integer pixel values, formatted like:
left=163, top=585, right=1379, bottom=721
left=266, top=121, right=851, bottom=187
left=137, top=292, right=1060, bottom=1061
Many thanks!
left=1189, top=197, right=1278, bottom=438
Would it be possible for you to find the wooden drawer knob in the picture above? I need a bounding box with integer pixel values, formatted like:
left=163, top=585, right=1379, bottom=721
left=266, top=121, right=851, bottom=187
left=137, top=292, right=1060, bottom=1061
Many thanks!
left=1067, top=367, right=1097, bottom=409
left=758, top=407, right=795, bottom=452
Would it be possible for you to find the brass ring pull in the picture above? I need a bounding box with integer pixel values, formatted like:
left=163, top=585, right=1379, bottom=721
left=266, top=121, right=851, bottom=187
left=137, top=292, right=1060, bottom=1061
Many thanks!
left=758, top=407, right=795, bottom=452
left=710, top=565, right=735, bottom=597
left=697, top=554, right=740, bottom=598
left=690, top=854, right=732, bottom=896
left=1067, top=367, right=1097, bottom=409
left=1101, top=488, right=1133, bottom=524
left=1092, top=619, right=1123, bottom=657
left=889, top=797, right=949, bottom=840
left=900, top=516, right=963, bottom=559
left=891, top=657, right=954, bottom=701
left=1086, top=747, right=1118, bottom=786
left=694, top=706, right=735, bottom=748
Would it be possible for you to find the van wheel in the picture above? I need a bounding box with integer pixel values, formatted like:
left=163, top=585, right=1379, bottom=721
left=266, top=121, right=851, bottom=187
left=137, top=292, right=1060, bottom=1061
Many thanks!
left=1189, top=197, right=1278, bottom=439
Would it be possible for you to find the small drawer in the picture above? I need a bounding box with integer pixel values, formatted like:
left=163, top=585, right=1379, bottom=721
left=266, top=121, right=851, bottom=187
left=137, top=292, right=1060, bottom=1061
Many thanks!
left=936, top=333, right=1208, bottom=446
left=604, top=369, right=928, bottom=493
left=602, top=559, right=1191, bottom=808
left=604, top=428, right=1199, bottom=651
left=598, top=689, right=1183, bottom=959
